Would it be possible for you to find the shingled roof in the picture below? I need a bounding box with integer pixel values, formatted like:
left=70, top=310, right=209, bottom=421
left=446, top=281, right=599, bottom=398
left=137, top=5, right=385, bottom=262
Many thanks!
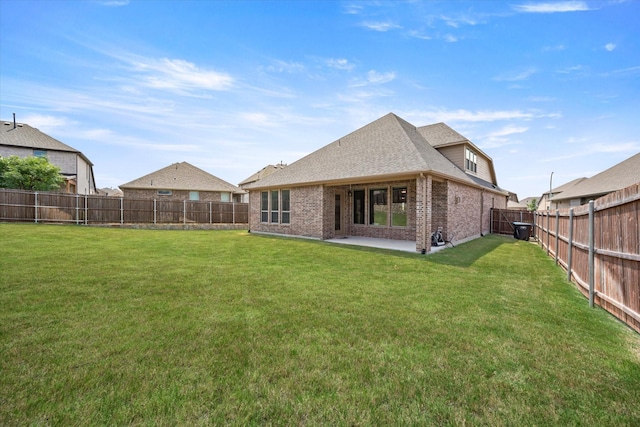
left=120, top=162, right=243, bottom=193
left=552, top=152, right=640, bottom=201
left=243, top=113, right=503, bottom=192
left=1, top=120, right=93, bottom=165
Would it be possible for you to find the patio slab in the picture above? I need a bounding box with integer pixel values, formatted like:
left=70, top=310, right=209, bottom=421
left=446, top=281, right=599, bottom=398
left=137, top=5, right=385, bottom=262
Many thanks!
left=325, top=236, right=448, bottom=254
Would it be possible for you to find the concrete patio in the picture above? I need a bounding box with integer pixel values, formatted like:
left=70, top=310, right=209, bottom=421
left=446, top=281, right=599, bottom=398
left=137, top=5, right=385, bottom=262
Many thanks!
left=325, top=236, right=449, bottom=254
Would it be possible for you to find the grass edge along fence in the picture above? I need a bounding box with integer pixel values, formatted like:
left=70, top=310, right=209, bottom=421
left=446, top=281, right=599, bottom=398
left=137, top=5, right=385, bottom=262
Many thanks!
left=0, top=188, right=248, bottom=226
left=535, top=183, right=640, bottom=334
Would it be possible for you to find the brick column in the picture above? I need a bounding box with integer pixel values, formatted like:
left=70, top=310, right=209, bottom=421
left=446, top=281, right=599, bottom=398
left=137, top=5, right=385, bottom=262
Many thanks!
left=415, top=174, right=433, bottom=253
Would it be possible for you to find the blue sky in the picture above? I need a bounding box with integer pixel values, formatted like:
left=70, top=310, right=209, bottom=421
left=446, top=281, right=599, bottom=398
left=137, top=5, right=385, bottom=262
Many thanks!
left=1, top=0, right=638, bottom=199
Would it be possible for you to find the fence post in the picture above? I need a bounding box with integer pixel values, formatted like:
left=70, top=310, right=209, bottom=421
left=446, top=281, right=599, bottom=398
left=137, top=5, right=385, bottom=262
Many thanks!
left=555, top=209, right=560, bottom=265
left=588, top=200, right=595, bottom=308
left=84, top=194, right=88, bottom=225
left=567, top=208, right=574, bottom=282
left=183, top=200, right=186, bottom=224
left=209, top=202, right=212, bottom=224
left=120, top=197, right=124, bottom=224
left=546, top=211, right=550, bottom=255
left=34, top=191, right=38, bottom=223
left=154, top=199, right=157, bottom=224
left=76, top=194, right=80, bottom=225
left=233, top=202, right=236, bottom=224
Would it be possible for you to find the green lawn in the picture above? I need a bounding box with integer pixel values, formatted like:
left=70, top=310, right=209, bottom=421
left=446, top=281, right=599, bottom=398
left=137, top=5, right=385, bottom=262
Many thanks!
left=1, top=223, right=638, bottom=426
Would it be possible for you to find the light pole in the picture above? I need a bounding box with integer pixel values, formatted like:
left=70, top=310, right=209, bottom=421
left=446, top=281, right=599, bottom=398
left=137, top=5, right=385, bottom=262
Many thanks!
left=549, top=171, right=554, bottom=210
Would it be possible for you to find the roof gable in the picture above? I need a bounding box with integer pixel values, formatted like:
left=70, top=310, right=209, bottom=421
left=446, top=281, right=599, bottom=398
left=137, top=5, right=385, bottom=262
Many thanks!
left=1, top=121, right=79, bottom=152
left=244, top=113, right=480, bottom=189
left=120, top=162, right=243, bottom=193
left=553, top=152, right=640, bottom=201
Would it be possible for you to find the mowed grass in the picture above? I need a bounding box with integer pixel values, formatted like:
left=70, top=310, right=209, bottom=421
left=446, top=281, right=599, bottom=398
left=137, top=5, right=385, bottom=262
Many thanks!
left=1, top=224, right=639, bottom=426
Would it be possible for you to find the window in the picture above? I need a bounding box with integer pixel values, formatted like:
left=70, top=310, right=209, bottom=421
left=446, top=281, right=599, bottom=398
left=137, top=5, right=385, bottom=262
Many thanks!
left=261, top=189, right=289, bottom=224
left=221, top=192, right=230, bottom=202
left=270, top=190, right=279, bottom=223
left=261, top=191, right=269, bottom=223
left=369, top=188, right=388, bottom=225
left=157, top=190, right=172, bottom=196
left=281, top=190, right=290, bottom=224
left=33, top=150, right=47, bottom=158
left=353, top=190, right=365, bottom=224
left=189, top=191, right=199, bottom=201
left=465, top=148, right=477, bottom=173
left=392, top=187, right=407, bottom=226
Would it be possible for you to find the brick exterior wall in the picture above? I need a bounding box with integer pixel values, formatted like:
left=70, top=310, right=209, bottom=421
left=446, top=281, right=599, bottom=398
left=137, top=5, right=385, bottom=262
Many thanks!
left=248, top=175, right=507, bottom=252
left=121, top=189, right=228, bottom=202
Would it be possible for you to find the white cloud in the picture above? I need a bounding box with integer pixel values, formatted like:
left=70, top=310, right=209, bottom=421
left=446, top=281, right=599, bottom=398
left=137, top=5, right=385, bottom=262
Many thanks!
left=326, top=58, right=355, bottom=71
left=265, top=60, right=305, bottom=73
left=605, top=43, right=616, bottom=51
left=494, top=68, right=537, bottom=81
left=360, top=21, right=401, bottom=32
left=349, top=70, right=396, bottom=87
left=513, top=1, right=591, bottom=13
left=96, top=0, right=130, bottom=6
left=486, top=125, right=529, bottom=138
left=556, top=65, right=584, bottom=74
left=408, top=109, right=536, bottom=123
left=443, top=34, right=459, bottom=43
left=131, top=57, right=234, bottom=92
left=19, top=114, right=75, bottom=131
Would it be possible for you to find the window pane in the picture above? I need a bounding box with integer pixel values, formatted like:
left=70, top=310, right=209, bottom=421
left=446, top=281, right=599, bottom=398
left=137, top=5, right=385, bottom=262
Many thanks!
left=190, top=191, right=199, bottom=201
left=392, top=187, right=407, bottom=226
left=353, top=190, right=365, bottom=224
left=369, top=188, right=388, bottom=225
left=270, top=190, right=279, bottom=223
left=281, top=190, right=290, bottom=224
left=261, top=192, right=268, bottom=222
left=221, top=192, right=230, bottom=202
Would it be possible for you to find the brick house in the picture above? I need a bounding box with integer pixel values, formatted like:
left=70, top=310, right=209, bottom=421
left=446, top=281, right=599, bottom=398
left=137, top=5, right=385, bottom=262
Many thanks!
left=1, top=118, right=97, bottom=194
left=120, top=161, right=246, bottom=202
left=242, top=113, right=508, bottom=253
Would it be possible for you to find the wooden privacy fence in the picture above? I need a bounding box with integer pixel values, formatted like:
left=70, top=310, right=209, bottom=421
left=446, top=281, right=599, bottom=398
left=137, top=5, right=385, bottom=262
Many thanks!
left=535, top=183, right=640, bottom=333
left=490, top=208, right=534, bottom=236
left=0, top=189, right=248, bottom=225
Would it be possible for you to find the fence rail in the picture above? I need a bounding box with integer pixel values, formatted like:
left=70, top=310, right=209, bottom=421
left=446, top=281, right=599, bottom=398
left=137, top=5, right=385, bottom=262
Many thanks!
left=534, top=183, right=640, bottom=334
left=0, top=189, right=248, bottom=225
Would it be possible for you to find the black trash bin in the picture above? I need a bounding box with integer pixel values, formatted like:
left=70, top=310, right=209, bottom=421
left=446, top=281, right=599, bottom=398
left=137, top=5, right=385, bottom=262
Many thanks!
left=513, top=222, right=532, bottom=241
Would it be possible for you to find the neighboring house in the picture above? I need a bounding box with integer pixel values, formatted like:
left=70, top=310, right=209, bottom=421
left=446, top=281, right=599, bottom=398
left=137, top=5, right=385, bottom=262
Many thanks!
left=120, top=161, right=246, bottom=202
left=242, top=113, right=509, bottom=253
left=550, top=152, right=640, bottom=209
left=537, top=177, right=587, bottom=211
left=520, top=197, right=538, bottom=211
left=98, top=187, right=124, bottom=197
left=238, top=163, right=286, bottom=202
left=0, top=118, right=97, bottom=194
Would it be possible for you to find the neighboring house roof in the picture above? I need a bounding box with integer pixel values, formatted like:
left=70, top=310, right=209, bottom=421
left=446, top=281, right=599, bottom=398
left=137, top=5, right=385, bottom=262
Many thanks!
left=552, top=152, right=640, bottom=201
left=98, top=187, right=124, bottom=197
left=243, top=113, right=506, bottom=194
left=542, top=177, right=587, bottom=198
left=238, top=163, right=286, bottom=187
left=120, top=161, right=244, bottom=193
left=507, top=200, right=527, bottom=209
left=1, top=120, right=94, bottom=166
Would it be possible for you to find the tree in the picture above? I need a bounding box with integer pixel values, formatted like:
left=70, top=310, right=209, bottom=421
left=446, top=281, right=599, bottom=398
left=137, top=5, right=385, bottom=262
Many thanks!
left=0, top=156, right=65, bottom=191
left=527, top=198, right=538, bottom=212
